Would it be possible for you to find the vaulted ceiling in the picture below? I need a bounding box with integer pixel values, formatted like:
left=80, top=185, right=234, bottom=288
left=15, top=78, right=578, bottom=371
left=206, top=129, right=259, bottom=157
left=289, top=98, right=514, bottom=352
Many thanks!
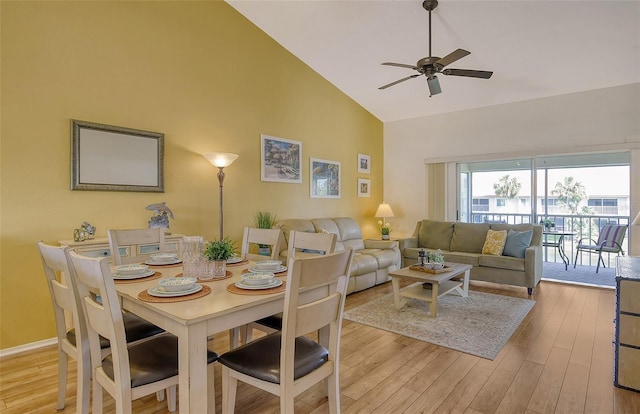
left=227, top=0, right=640, bottom=122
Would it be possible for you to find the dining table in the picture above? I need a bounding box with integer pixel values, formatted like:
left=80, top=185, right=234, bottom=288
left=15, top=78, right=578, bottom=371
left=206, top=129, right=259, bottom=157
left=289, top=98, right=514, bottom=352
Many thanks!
left=112, top=259, right=326, bottom=413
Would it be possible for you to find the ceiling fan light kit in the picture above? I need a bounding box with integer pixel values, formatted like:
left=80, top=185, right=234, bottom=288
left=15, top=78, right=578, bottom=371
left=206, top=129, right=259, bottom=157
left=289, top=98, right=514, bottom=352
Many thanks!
left=379, top=0, right=493, bottom=96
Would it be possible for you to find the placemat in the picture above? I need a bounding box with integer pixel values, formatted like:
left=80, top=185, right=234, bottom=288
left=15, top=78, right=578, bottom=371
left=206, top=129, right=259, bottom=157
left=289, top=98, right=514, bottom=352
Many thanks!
left=115, top=271, right=162, bottom=284
left=137, top=284, right=211, bottom=303
left=147, top=262, right=183, bottom=269
left=242, top=268, right=287, bottom=276
left=227, top=281, right=287, bottom=295
left=226, top=259, right=249, bottom=267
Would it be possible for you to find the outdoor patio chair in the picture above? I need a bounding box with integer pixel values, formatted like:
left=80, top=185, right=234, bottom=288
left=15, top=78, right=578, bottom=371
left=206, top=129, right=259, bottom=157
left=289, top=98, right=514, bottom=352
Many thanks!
left=574, top=224, right=628, bottom=273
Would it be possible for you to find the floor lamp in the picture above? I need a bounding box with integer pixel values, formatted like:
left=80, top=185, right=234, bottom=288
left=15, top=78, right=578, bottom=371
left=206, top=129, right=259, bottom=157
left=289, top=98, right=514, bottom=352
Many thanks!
left=203, top=152, right=239, bottom=240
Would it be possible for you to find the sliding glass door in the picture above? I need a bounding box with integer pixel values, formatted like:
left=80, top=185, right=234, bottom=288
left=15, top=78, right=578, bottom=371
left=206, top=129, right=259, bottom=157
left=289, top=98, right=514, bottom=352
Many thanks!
left=457, top=152, right=631, bottom=266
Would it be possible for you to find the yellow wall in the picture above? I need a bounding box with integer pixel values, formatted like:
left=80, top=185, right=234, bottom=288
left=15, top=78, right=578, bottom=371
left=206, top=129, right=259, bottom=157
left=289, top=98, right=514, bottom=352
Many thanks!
left=0, top=1, right=383, bottom=350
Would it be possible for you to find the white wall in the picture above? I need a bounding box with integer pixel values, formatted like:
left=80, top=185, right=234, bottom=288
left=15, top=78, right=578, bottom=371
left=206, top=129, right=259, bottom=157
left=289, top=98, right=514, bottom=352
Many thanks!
left=383, top=83, right=640, bottom=254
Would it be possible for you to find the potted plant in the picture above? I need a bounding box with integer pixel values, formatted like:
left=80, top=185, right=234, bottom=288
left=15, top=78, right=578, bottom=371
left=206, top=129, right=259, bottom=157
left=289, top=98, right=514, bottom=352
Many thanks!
left=378, top=220, right=391, bottom=240
left=253, top=211, right=277, bottom=255
left=203, top=238, right=236, bottom=278
left=428, top=249, right=445, bottom=269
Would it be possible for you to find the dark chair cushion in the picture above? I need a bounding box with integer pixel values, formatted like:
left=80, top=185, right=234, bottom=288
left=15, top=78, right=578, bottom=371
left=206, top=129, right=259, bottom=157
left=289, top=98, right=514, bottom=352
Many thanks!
left=255, top=314, right=283, bottom=330
left=66, top=312, right=164, bottom=349
left=102, top=333, right=218, bottom=388
left=218, top=332, right=328, bottom=384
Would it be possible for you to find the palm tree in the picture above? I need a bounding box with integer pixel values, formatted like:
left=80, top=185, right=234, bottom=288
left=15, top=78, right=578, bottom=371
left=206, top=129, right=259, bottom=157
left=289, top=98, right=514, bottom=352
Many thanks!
left=493, top=175, right=521, bottom=199
left=552, top=176, right=594, bottom=233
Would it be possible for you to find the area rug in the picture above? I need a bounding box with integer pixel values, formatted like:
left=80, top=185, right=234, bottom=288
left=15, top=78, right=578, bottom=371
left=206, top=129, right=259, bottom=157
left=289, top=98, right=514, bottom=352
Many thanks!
left=343, top=286, right=535, bottom=360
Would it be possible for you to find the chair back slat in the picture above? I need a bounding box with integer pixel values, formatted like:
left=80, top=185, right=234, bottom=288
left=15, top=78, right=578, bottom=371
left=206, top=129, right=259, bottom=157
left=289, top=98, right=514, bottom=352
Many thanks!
left=240, top=227, right=283, bottom=261
left=287, top=230, right=337, bottom=258
left=295, top=293, right=341, bottom=337
left=108, top=228, right=166, bottom=265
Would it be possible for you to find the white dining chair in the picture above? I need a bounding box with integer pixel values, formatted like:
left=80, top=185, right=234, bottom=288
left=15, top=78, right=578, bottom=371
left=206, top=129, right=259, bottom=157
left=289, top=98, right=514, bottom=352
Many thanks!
left=107, top=227, right=166, bottom=265
left=239, top=226, right=283, bottom=261
left=67, top=251, right=218, bottom=414
left=218, top=249, right=354, bottom=414
left=37, top=242, right=168, bottom=413
left=239, top=230, right=338, bottom=345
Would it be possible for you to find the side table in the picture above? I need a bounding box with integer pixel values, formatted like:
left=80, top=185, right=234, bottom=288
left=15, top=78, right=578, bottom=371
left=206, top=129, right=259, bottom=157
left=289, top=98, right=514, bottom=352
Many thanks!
left=614, top=256, right=640, bottom=393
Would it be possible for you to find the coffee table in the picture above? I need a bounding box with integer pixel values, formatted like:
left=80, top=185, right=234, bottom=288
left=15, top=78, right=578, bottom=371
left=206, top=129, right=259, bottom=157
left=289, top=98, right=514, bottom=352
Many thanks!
left=389, top=263, right=472, bottom=317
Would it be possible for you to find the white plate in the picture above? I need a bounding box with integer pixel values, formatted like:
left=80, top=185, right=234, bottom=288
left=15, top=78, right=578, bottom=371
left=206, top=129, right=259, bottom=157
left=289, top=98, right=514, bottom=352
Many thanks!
left=250, top=265, right=287, bottom=273
left=235, top=278, right=283, bottom=290
left=145, top=259, right=183, bottom=266
left=113, top=270, right=156, bottom=280
left=147, top=284, right=203, bottom=297
left=227, top=257, right=244, bottom=264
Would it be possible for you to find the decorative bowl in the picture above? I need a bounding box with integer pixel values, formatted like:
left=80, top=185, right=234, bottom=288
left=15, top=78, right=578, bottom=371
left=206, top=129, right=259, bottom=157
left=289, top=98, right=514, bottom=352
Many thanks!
left=158, top=277, right=197, bottom=292
left=253, top=260, right=282, bottom=271
left=150, top=253, right=178, bottom=263
left=115, top=264, right=149, bottom=275
left=241, top=272, right=275, bottom=286
left=432, top=263, right=444, bottom=270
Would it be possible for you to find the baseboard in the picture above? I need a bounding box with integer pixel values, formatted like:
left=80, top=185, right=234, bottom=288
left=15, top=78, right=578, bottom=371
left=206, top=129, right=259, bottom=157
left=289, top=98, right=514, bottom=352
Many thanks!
left=0, top=337, right=57, bottom=358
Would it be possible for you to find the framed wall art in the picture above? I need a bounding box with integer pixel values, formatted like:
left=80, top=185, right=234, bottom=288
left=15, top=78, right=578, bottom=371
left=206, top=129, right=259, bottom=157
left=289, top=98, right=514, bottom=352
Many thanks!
left=310, top=158, right=341, bottom=198
left=71, top=119, right=164, bottom=192
left=358, top=153, right=370, bottom=173
left=358, top=178, right=371, bottom=197
left=261, top=134, right=302, bottom=183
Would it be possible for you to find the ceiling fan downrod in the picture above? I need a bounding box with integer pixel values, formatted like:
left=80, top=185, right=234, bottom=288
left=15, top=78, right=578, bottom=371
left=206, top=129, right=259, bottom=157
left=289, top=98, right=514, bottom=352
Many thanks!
left=423, top=0, right=438, bottom=58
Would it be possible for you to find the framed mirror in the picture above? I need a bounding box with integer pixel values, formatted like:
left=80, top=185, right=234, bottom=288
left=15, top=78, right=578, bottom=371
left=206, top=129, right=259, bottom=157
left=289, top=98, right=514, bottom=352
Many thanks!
left=71, top=120, right=164, bottom=192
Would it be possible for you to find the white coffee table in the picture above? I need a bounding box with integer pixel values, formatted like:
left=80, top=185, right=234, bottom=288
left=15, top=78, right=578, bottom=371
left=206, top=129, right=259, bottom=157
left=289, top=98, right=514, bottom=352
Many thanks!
left=389, top=263, right=472, bottom=317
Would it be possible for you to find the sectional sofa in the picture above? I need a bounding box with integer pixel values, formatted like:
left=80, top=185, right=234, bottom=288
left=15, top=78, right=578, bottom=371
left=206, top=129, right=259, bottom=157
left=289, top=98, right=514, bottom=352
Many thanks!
left=399, top=220, right=543, bottom=295
left=274, top=217, right=401, bottom=294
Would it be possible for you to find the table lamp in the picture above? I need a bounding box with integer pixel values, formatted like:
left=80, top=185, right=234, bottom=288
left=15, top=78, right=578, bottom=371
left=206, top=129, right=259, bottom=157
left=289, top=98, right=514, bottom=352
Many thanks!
left=375, top=202, right=395, bottom=239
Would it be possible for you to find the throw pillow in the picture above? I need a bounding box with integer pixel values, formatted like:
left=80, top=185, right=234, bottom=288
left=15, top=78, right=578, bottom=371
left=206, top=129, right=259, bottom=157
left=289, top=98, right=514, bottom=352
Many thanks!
left=503, top=229, right=533, bottom=258
left=482, top=229, right=508, bottom=256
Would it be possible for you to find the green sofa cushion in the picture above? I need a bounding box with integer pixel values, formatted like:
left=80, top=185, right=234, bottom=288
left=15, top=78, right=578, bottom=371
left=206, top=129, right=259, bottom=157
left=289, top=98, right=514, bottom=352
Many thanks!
left=417, top=220, right=454, bottom=251
left=451, top=222, right=490, bottom=253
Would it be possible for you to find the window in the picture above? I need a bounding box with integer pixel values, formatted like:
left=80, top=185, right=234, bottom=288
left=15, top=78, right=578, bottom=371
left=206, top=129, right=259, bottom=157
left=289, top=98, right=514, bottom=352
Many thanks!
left=472, top=198, right=489, bottom=211
left=589, top=198, right=619, bottom=214
left=497, top=198, right=506, bottom=207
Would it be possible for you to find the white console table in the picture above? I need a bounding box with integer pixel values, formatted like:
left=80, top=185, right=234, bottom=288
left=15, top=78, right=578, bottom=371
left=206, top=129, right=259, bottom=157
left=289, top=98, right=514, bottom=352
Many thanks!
left=59, top=233, right=184, bottom=261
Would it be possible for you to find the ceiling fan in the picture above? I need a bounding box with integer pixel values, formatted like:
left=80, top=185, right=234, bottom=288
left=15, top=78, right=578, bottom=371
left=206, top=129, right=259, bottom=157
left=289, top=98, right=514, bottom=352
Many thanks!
left=379, top=0, right=493, bottom=96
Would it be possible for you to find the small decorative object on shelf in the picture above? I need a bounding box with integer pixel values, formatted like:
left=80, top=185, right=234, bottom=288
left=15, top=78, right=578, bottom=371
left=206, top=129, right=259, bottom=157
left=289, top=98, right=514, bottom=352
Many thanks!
left=146, top=202, right=174, bottom=231
left=73, top=221, right=96, bottom=242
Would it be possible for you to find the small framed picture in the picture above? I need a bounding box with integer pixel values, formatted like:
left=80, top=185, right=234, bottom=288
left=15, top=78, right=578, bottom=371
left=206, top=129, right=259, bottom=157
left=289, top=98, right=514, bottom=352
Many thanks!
left=358, top=178, right=370, bottom=197
left=310, top=158, right=341, bottom=198
left=358, top=153, right=370, bottom=174
left=261, top=135, right=302, bottom=183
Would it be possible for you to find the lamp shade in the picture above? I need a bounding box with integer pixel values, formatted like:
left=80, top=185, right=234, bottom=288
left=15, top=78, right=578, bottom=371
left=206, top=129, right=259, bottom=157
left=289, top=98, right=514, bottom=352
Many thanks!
left=203, top=152, right=239, bottom=168
left=375, top=203, right=395, bottom=218
left=632, top=211, right=640, bottom=225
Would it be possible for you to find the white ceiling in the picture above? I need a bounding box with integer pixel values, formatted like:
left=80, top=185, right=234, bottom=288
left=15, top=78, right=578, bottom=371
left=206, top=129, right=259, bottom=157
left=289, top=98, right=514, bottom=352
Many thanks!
left=226, top=0, right=640, bottom=123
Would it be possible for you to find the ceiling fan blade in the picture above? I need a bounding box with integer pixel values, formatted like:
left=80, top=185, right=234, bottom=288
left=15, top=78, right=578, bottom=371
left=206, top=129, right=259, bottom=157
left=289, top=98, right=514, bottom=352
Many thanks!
left=435, top=49, right=470, bottom=69
left=381, top=62, right=419, bottom=70
left=442, top=68, right=493, bottom=79
left=378, top=74, right=421, bottom=90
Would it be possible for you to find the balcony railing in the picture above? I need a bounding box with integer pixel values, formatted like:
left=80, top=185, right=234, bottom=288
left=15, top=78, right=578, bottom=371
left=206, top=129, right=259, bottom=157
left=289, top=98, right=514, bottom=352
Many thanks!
left=470, top=212, right=631, bottom=268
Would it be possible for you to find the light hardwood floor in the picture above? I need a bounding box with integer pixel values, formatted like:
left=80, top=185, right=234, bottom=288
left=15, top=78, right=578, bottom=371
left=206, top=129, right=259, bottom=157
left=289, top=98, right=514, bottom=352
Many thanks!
left=2, top=280, right=639, bottom=413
